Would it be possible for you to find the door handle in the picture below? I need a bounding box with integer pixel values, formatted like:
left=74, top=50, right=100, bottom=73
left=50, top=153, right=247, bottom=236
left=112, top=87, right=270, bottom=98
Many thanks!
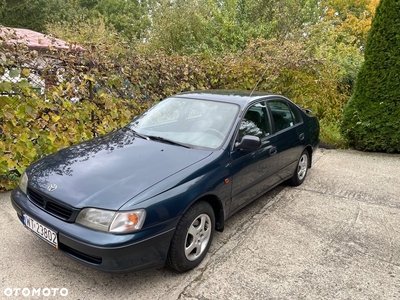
left=299, top=133, right=305, bottom=141
left=269, top=146, right=277, bottom=155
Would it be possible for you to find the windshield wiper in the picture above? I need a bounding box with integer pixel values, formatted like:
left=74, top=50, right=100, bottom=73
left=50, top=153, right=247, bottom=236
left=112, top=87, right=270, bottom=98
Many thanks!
left=147, top=136, right=191, bottom=148
left=128, top=129, right=149, bottom=140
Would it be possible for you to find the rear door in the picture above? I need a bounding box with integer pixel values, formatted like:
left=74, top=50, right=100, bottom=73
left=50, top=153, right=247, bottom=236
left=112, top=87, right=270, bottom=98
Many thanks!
left=267, top=98, right=305, bottom=179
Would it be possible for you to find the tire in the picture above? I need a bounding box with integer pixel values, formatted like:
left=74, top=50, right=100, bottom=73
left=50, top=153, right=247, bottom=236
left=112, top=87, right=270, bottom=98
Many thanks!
left=166, top=201, right=215, bottom=272
left=288, top=150, right=309, bottom=186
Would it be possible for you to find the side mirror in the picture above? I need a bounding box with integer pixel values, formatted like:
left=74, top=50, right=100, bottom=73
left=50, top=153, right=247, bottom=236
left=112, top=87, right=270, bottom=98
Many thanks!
left=234, top=135, right=261, bottom=150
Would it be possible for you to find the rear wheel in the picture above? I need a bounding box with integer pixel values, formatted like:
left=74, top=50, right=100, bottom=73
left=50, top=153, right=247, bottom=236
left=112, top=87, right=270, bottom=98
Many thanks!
left=288, top=150, right=309, bottom=186
left=166, top=201, right=215, bottom=272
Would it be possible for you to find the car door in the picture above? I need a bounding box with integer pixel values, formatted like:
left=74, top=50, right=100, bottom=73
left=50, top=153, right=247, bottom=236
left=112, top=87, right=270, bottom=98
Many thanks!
left=229, top=101, right=281, bottom=213
left=267, top=98, right=305, bottom=180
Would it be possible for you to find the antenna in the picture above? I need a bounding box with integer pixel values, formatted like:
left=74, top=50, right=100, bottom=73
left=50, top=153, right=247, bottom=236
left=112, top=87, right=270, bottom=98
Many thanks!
left=249, top=67, right=269, bottom=97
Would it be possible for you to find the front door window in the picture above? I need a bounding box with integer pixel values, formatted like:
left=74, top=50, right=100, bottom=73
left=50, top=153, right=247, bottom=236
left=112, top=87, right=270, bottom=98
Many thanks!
left=238, top=102, right=271, bottom=140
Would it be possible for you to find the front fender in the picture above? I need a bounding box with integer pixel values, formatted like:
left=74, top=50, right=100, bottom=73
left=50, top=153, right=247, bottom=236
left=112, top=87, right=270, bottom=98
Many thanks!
left=121, top=161, right=232, bottom=230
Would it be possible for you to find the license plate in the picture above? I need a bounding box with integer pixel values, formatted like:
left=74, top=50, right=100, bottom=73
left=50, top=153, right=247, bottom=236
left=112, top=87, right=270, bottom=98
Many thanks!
left=23, top=214, right=58, bottom=249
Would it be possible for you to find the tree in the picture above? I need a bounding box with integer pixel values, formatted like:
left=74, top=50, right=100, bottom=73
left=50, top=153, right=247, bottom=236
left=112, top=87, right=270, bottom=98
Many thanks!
left=94, top=0, right=152, bottom=40
left=341, top=0, right=400, bottom=153
left=307, top=0, right=379, bottom=91
left=145, top=0, right=213, bottom=54
left=145, top=0, right=321, bottom=55
left=0, top=0, right=91, bottom=32
left=319, top=0, right=379, bottom=47
left=237, top=0, right=321, bottom=39
left=0, top=0, right=49, bottom=32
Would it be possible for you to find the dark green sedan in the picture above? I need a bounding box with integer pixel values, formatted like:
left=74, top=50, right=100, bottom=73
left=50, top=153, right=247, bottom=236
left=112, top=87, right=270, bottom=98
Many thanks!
left=11, top=90, right=319, bottom=273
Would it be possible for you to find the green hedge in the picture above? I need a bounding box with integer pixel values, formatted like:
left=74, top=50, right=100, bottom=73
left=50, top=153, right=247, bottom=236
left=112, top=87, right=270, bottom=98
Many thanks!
left=1, top=39, right=349, bottom=190
left=341, top=0, right=400, bottom=153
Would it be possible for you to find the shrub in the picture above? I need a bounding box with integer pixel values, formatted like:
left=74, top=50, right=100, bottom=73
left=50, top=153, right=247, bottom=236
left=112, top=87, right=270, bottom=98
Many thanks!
left=341, top=0, right=400, bottom=153
left=1, top=38, right=348, bottom=190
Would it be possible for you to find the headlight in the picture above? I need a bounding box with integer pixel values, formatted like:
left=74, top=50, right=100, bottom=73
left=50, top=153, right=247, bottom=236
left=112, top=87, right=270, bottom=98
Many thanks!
left=76, top=208, right=146, bottom=233
left=19, top=172, right=28, bottom=194
left=75, top=208, right=115, bottom=232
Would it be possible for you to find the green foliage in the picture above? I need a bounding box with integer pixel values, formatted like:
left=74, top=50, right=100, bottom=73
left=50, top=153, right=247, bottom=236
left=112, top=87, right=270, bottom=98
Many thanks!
left=145, top=0, right=212, bottom=54
left=342, top=0, right=400, bottom=153
left=46, top=17, right=127, bottom=55
left=0, top=45, right=150, bottom=190
left=1, top=36, right=350, bottom=190
left=0, top=0, right=386, bottom=192
left=0, top=0, right=150, bottom=41
left=78, top=0, right=99, bottom=9
left=145, top=0, right=321, bottom=55
left=0, top=0, right=49, bottom=32
left=308, top=23, right=365, bottom=92
left=94, top=0, right=152, bottom=40
left=46, top=0, right=92, bottom=24
left=0, top=0, right=94, bottom=32
left=306, top=0, right=378, bottom=95
left=237, top=0, right=321, bottom=39
left=319, top=118, right=347, bottom=148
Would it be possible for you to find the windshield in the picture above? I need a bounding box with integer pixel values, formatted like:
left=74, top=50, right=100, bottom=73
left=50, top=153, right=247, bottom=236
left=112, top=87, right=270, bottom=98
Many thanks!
left=128, top=97, right=240, bottom=149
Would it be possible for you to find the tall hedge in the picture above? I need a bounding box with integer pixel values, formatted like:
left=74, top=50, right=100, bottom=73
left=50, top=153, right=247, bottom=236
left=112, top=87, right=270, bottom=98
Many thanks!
left=341, top=0, right=400, bottom=153
left=1, top=39, right=348, bottom=190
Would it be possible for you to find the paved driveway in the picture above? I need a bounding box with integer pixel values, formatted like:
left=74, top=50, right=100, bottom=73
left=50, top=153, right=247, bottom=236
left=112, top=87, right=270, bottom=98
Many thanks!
left=1, top=149, right=399, bottom=299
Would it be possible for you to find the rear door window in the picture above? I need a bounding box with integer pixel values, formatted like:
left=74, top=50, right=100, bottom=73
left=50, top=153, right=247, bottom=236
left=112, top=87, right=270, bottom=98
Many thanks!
left=268, top=100, right=301, bottom=133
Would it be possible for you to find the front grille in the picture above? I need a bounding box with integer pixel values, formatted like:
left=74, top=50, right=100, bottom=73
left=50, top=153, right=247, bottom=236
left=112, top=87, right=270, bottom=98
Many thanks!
left=27, top=188, right=45, bottom=206
left=27, top=187, right=74, bottom=221
left=46, top=202, right=73, bottom=220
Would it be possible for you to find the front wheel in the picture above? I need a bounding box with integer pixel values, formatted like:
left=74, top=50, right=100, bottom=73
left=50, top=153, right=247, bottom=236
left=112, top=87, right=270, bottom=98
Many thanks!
left=288, top=150, right=309, bottom=186
left=166, top=201, right=215, bottom=272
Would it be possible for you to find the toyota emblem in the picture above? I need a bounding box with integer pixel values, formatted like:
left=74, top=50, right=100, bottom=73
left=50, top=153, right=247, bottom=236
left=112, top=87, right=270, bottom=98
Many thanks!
left=47, top=184, right=58, bottom=192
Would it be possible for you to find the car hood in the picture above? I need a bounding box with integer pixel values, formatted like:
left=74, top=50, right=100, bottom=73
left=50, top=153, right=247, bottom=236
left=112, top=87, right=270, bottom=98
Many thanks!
left=27, top=128, right=212, bottom=210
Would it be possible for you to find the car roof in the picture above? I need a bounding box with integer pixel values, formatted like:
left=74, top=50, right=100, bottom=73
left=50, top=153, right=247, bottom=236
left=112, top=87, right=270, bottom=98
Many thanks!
left=175, top=90, right=287, bottom=108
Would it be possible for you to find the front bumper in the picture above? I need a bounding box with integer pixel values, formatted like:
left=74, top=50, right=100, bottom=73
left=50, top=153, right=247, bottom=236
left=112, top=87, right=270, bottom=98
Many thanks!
left=11, top=188, right=176, bottom=273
